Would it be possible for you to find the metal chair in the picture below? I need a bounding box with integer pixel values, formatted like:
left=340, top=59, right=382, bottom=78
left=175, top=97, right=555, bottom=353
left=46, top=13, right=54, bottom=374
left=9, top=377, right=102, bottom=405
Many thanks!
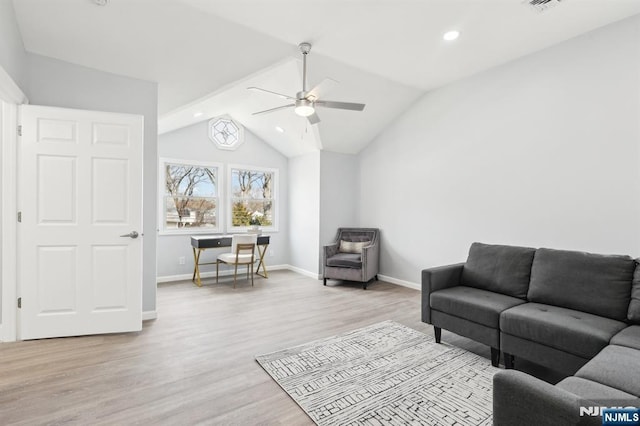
left=216, top=234, right=258, bottom=288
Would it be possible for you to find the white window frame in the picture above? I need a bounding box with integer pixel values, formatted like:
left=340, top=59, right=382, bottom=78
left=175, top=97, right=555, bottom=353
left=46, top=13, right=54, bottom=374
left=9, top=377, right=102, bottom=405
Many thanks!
left=227, top=164, right=278, bottom=233
left=158, top=158, right=223, bottom=235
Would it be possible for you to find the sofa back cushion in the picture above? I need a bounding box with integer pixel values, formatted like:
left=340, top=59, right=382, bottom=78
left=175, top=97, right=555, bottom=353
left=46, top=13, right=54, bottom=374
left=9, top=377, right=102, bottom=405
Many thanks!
left=629, top=262, right=640, bottom=323
left=528, top=248, right=634, bottom=321
left=461, top=242, right=536, bottom=299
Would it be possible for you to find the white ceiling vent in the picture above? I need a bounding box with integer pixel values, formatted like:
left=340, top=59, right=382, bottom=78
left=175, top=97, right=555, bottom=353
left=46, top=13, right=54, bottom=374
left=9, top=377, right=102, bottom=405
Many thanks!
left=524, top=0, right=565, bottom=13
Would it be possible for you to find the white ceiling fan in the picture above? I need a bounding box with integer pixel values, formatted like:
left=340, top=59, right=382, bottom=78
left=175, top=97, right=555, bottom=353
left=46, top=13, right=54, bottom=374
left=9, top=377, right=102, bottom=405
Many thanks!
left=248, top=42, right=366, bottom=125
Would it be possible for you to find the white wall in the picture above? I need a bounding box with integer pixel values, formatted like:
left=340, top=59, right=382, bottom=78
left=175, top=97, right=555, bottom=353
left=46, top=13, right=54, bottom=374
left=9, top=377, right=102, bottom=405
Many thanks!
left=289, top=152, right=321, bottom=276
left=157, top=121, right=289, bottom=279
left=319, top=151, right=359, bottom=269
left=26, top=53, right=159, bottom=314
left=0, top=0, right=27, bottom=331
left=359, top=15, right=640, bottom=284
left=0, top=0, right=26, bottom=90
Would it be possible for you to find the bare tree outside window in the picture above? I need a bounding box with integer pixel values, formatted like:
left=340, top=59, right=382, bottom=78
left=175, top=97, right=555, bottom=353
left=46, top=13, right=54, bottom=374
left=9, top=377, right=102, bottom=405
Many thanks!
left=163, top=162, right=218, bottom=230
left=231, top=168, right=275, bottom=228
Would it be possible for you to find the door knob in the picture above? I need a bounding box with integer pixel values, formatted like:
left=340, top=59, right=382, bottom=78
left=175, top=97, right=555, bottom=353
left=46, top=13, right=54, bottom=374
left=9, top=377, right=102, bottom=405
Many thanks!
left=120, top=231, right=139, bottom=239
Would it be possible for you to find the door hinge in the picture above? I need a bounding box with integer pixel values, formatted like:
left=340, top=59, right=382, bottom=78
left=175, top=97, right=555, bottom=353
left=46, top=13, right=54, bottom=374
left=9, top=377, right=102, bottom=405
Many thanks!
left=17, top=125, right=22, bottom=136
left=17, top=297, right=21, bottom=309
left=17, top=211, right=21, bottom=222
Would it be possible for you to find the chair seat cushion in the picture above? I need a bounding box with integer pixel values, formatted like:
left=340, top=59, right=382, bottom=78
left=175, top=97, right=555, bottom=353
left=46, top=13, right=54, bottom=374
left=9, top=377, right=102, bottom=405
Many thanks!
left=575, top=345, right=640, bottom=396
left=556, top=376, right=638, bottom=401
left=430, top=286, right=526, bottom=328
left=218, top=253, right=254, bottom=264
left=326, top=253, right=362, bottom=269
left=610, top=326, right=640, bottom=351
left=500, top=303, right=627, bottom=358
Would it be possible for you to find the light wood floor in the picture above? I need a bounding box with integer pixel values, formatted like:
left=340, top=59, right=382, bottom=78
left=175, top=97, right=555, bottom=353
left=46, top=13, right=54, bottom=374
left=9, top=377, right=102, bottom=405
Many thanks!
left=0, top=271, right=555, bottom=425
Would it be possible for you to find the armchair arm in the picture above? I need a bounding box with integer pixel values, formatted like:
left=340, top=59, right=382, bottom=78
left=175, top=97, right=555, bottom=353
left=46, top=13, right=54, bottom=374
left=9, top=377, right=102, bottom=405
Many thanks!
left=323, top=243, right=339, bottom=265
left=493, top=370, right=597, bottom=426
left=361, top=242, right=380, bottom=282
left=421, top=263, right=464, bottom=324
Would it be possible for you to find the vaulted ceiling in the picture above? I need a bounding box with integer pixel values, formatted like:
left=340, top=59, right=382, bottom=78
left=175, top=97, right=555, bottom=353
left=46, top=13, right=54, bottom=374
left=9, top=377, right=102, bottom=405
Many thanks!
left=12, top=0, right=640, bottom=157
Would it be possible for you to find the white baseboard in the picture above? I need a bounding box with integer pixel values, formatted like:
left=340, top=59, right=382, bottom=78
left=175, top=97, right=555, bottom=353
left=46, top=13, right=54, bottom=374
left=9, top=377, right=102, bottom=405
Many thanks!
left=156, top=268, right=414, bottom=288
left=142, top=310, right=157, bottom=321
left=156, top=269, right=246, bottom=283
left=156, top=264, right=318, bottom=284
left=378, top=274, right=420, bottom=290
left=283, top=265, right=321, bottom=280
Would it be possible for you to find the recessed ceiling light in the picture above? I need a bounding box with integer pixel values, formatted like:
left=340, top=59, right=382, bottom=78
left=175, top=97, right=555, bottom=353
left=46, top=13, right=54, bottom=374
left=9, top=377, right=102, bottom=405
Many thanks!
left=275, top=126, right=285, bottom=133
left=193, top=112, right=204, bottom=118
left=443, top=30, right=460, bottom=41
left=94, top=0, right=109, bottom=6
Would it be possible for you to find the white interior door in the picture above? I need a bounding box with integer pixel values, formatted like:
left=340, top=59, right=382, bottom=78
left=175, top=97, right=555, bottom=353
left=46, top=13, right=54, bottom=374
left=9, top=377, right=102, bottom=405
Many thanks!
left=18, top=105, right=143, bottom=340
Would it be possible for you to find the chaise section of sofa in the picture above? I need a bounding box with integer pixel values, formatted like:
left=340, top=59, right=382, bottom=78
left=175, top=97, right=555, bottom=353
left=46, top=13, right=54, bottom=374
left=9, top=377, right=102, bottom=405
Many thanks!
left=494, top=340, right=640, bottom=426
left=494, top=326, right=640, bottom=425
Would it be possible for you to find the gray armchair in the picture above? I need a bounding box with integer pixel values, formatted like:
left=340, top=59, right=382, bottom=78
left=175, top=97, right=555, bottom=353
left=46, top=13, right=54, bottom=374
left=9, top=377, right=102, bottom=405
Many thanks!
left=323, top=228, right=380, bottom=289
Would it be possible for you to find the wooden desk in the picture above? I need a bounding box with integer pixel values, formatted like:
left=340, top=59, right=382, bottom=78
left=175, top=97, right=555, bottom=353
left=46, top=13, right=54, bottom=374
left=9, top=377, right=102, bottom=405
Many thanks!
left=190, top=235, right=270, bottom=286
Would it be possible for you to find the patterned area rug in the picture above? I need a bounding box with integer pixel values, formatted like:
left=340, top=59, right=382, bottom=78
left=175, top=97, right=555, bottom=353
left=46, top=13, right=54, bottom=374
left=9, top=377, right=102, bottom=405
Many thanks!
left=256, top=321, right=498, bottom=425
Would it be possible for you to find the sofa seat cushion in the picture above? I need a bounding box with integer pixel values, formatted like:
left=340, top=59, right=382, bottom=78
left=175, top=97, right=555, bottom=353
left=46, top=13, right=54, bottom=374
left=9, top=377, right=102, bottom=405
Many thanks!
left=575, top=345, right=640, bottom=396
left=500, top=303, right=627, bottom=359
left=430, top=286, right=526, bottom=328
left=527, top=248, right=634, bottom=321
left=461, top=242, right=536, bottom=299
left=556, top=377, right=638, bottom=401
left=326, top=253, right=361, bottom=269
left=610, top=326, right=640, bottom=351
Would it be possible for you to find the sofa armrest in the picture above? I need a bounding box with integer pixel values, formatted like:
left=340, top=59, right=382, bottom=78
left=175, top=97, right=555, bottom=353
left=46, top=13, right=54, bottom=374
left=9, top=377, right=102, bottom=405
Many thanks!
left=493, top=370, right=598, bottom=426
left=421, top=263, right=464, bottom=324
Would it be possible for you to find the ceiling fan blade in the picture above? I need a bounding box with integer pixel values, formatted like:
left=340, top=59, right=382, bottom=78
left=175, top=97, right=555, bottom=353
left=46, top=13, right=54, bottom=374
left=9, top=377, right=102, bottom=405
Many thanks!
left=247, top=87, right=296, bottom=100
left=315, top=100, right=366, bottom=111
left=307, top=112, right=321, bottom=125
left=252, top=104, right=295, bottom=116
left=307, top=78, right=338, bottom=101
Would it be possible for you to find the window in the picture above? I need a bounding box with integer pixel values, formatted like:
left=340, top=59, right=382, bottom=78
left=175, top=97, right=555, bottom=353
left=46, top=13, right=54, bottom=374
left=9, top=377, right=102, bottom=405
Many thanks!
left=160, top=159, right=222, bottom=234
left=229, top=165, right=277, bottom=231
left=209, top=116, right=244, bottom=151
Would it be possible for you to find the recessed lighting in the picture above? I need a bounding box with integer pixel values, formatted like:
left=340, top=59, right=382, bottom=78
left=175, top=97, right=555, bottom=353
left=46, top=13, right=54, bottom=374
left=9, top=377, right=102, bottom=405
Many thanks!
left=193, top=112, right=204, bottom=118
left=94, top=0, right=109, bottom=6
left=443, top=30, right=460, bottom=41
left=275, top=126, right=285, bottom=133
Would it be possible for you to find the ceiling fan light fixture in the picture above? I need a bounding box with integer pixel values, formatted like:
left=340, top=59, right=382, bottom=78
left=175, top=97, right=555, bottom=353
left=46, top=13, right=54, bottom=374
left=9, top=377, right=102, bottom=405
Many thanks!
left=294, top=99, right=315, bottom=117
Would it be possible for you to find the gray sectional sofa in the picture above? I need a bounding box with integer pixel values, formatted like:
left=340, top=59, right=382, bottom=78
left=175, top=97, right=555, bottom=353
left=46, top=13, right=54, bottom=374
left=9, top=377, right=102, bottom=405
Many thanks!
left=421, top=242, right=640, bottom=425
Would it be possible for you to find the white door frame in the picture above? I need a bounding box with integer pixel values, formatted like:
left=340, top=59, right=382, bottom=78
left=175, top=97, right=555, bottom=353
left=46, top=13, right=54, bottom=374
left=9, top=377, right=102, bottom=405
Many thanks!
left=0, top=65, right=28, bottom=342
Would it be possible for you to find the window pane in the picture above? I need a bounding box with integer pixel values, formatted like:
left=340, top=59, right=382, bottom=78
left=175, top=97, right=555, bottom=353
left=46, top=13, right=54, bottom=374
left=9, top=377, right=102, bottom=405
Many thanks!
left=231, top=169, right=273, bottom=200
left=165, top=164, right=216, bottom=197
left=165, top=196, right=217, bottom=229
left=232, top=199, right=273, bottom=226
